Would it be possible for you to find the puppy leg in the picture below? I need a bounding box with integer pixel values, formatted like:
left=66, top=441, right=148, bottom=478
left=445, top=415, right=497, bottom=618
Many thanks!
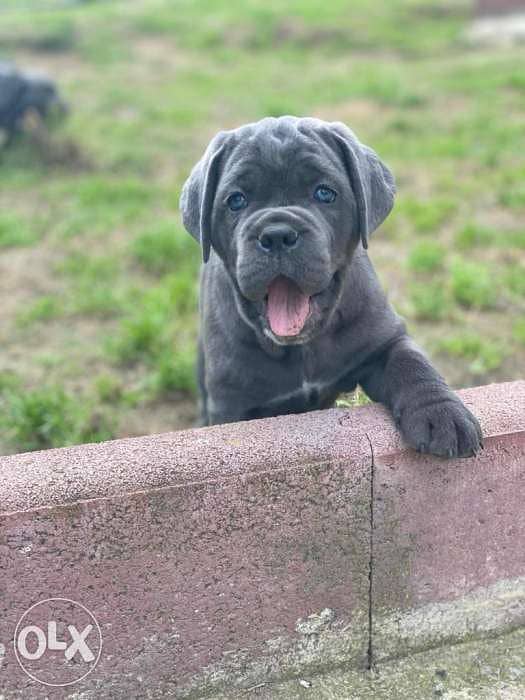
left=196, top=338, right=209, bottom=426
left=359, top=336, right=483, bottom=458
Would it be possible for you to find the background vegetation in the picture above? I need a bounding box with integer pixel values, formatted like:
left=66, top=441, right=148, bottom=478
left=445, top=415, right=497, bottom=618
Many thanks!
left=1, top=0, right=524, bottom=453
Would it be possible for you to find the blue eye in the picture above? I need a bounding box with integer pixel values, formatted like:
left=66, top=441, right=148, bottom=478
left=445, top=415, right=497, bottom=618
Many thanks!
left=314, top=185, right=337, bottom=204
left=227, top=192, right=247, bottom=211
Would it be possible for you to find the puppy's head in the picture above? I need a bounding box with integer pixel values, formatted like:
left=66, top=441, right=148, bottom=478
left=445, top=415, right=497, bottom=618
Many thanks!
left=180, top=116, right=395, bottom=344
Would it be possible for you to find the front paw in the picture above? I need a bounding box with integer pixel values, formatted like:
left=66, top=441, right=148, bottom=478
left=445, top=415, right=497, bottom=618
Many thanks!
left=399, top=397, right=483, bottom=458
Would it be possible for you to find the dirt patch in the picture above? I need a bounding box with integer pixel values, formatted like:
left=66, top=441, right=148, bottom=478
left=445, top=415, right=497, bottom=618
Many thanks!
left=132, top=36, right=189, bottom=68
left=313, top=99, right=395, bottom=127
left=272, top=20, right=354, bottom=48
left=16, top=111, right=93, bottom=170
left=117, top=396, right=197, bottom=438
left=11, top=48, right=90, bottom=83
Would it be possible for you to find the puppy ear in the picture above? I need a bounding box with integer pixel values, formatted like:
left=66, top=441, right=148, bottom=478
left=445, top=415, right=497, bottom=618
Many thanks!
left=332, top=125, right=395, bottom=249
left=180, top=138, right=226, bottom=263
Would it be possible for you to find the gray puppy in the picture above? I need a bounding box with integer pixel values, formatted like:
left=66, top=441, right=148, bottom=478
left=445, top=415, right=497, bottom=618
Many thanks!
left=180, top=116, right=482, bottom=458
left=0, top=62, right=67, bottom=143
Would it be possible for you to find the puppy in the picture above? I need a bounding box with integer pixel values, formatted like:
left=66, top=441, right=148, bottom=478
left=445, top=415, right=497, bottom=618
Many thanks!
left=180, top=116, right=482, bottom=458
left=0, top=62, right=67, bottom=144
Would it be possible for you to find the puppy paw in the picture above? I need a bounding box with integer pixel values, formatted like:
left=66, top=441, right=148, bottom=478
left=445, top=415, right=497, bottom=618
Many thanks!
left=400, top=397, right=483, bottom=458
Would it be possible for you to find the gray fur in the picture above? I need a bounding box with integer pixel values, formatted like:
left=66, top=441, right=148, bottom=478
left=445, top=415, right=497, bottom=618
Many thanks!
left=180, top=116, right=482, bottom=458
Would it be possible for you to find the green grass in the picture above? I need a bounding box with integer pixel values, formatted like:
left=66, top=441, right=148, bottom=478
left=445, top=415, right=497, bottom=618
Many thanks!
left=16, top=296, right=63, bottom=327
left=336, top=387, right=372, bottom=408
left=57, top=253, right=126, bottom=316
left=514, top=319, right=525, bottom=346
left=130, top=222, right=198, bottom=275
left=450, top=260, right=498, bottom=310
left=149, top=348, right=197, bottom=395
left=455, top=223, right=525, bottom=250
left=106, top=273, right=197, bottom=396
left=0, top=214, right=38, bottom=248
left=407, top=241, right=446, bottom=272
left=1, top=0, right=524, bottom=453
left=455, top=223, right=497, bottom=250
left=0, top=384, right=114, bottom=453
left=437, top=334, right=505, bottom=376
left=499, top=181, right=525, bottom=209
left=0, top=15, right=77, bottom=53
left=395, top=196, right=457, bottom=235
left=409, top=281, right=451, bottom=321
left=504, top=264, right=525, bottom=298
left=108, top=275, right=196, bottom=362
left=506, top=229, right=525, bottom=249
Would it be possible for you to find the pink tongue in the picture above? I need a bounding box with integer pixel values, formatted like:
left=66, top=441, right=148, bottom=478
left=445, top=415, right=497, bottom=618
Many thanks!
left=266, top=276, right=310, bottom=337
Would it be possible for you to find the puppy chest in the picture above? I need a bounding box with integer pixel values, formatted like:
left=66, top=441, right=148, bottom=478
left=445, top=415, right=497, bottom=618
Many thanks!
left=265, top=378, right=338, bottom=414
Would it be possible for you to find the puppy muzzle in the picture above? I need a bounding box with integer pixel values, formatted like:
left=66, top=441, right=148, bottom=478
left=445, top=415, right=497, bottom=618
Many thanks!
left=235, top=206, right=333, bottom=302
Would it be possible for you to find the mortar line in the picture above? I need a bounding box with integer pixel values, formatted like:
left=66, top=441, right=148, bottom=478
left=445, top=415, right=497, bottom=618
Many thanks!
left=365, top=432, right=375, bottom=670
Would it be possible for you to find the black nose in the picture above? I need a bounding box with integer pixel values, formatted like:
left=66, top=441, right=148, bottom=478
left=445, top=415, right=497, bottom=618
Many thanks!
left=257, top=225, right=299, bottom=252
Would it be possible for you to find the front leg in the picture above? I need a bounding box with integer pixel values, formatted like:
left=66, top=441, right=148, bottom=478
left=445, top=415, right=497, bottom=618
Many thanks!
left=359, top=336, right=483, bottom=458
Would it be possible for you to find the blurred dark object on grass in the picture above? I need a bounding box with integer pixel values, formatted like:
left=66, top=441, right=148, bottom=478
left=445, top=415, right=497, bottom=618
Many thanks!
left=470, top=0, right=525, bottom=44
left=476, top=0, right=525, bottom=16
left=0, top=61, right=90, bottom=168
left=0, top=61, right=67, bottom=143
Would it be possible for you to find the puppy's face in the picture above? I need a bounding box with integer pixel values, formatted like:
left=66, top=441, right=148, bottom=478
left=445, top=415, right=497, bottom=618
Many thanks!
left=181, top=117, right=395, bottom=344
left=212, top=121, right=358, bottom=344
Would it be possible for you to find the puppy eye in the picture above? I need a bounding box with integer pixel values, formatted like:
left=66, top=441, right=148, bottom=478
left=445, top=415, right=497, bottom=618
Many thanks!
left=314, top=185, right=337, bottom=204
left=226, top=192, right=248, bottom=211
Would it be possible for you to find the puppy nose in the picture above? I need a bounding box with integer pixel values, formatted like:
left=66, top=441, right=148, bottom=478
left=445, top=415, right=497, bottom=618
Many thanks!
left=257, top=225, right=299, bottom=252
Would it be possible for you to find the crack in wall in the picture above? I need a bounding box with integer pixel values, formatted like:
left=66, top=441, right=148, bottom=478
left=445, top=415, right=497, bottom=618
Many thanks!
left=365, top=432, right=375, bottom=670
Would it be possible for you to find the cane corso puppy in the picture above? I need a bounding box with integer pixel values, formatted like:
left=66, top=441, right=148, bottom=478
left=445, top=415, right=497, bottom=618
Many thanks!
left=180, top=116, right=482, bottom=458
left=0, top=62, right=67, bottom=144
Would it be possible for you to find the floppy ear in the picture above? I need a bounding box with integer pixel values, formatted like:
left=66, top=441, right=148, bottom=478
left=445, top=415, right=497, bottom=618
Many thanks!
left=331, top=125, right=396, bottom=249
left=179, top=138, right=226, bottom=263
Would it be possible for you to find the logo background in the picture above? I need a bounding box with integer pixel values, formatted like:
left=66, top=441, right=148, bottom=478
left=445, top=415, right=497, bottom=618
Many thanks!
left=13, top=597, right=102, bottom=687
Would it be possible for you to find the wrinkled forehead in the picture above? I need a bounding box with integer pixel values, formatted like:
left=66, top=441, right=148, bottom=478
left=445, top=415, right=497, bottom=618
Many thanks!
left=219, top=123, right=342, bottom=192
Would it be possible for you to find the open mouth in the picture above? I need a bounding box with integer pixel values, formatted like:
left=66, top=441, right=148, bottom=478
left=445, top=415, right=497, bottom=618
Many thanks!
left=264, top=275, right=311, bottom=337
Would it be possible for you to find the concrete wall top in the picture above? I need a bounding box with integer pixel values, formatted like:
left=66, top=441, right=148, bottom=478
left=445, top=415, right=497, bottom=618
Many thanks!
left=2, top=381, right=523, bottom=515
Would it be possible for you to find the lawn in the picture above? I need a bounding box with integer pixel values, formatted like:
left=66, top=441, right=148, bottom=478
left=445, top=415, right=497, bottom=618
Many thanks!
left=1, top=0, right=524, bottom=454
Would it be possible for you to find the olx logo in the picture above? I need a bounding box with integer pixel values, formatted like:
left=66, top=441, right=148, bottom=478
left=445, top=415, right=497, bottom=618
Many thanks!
left=14, top=598, right=102, bottom=687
